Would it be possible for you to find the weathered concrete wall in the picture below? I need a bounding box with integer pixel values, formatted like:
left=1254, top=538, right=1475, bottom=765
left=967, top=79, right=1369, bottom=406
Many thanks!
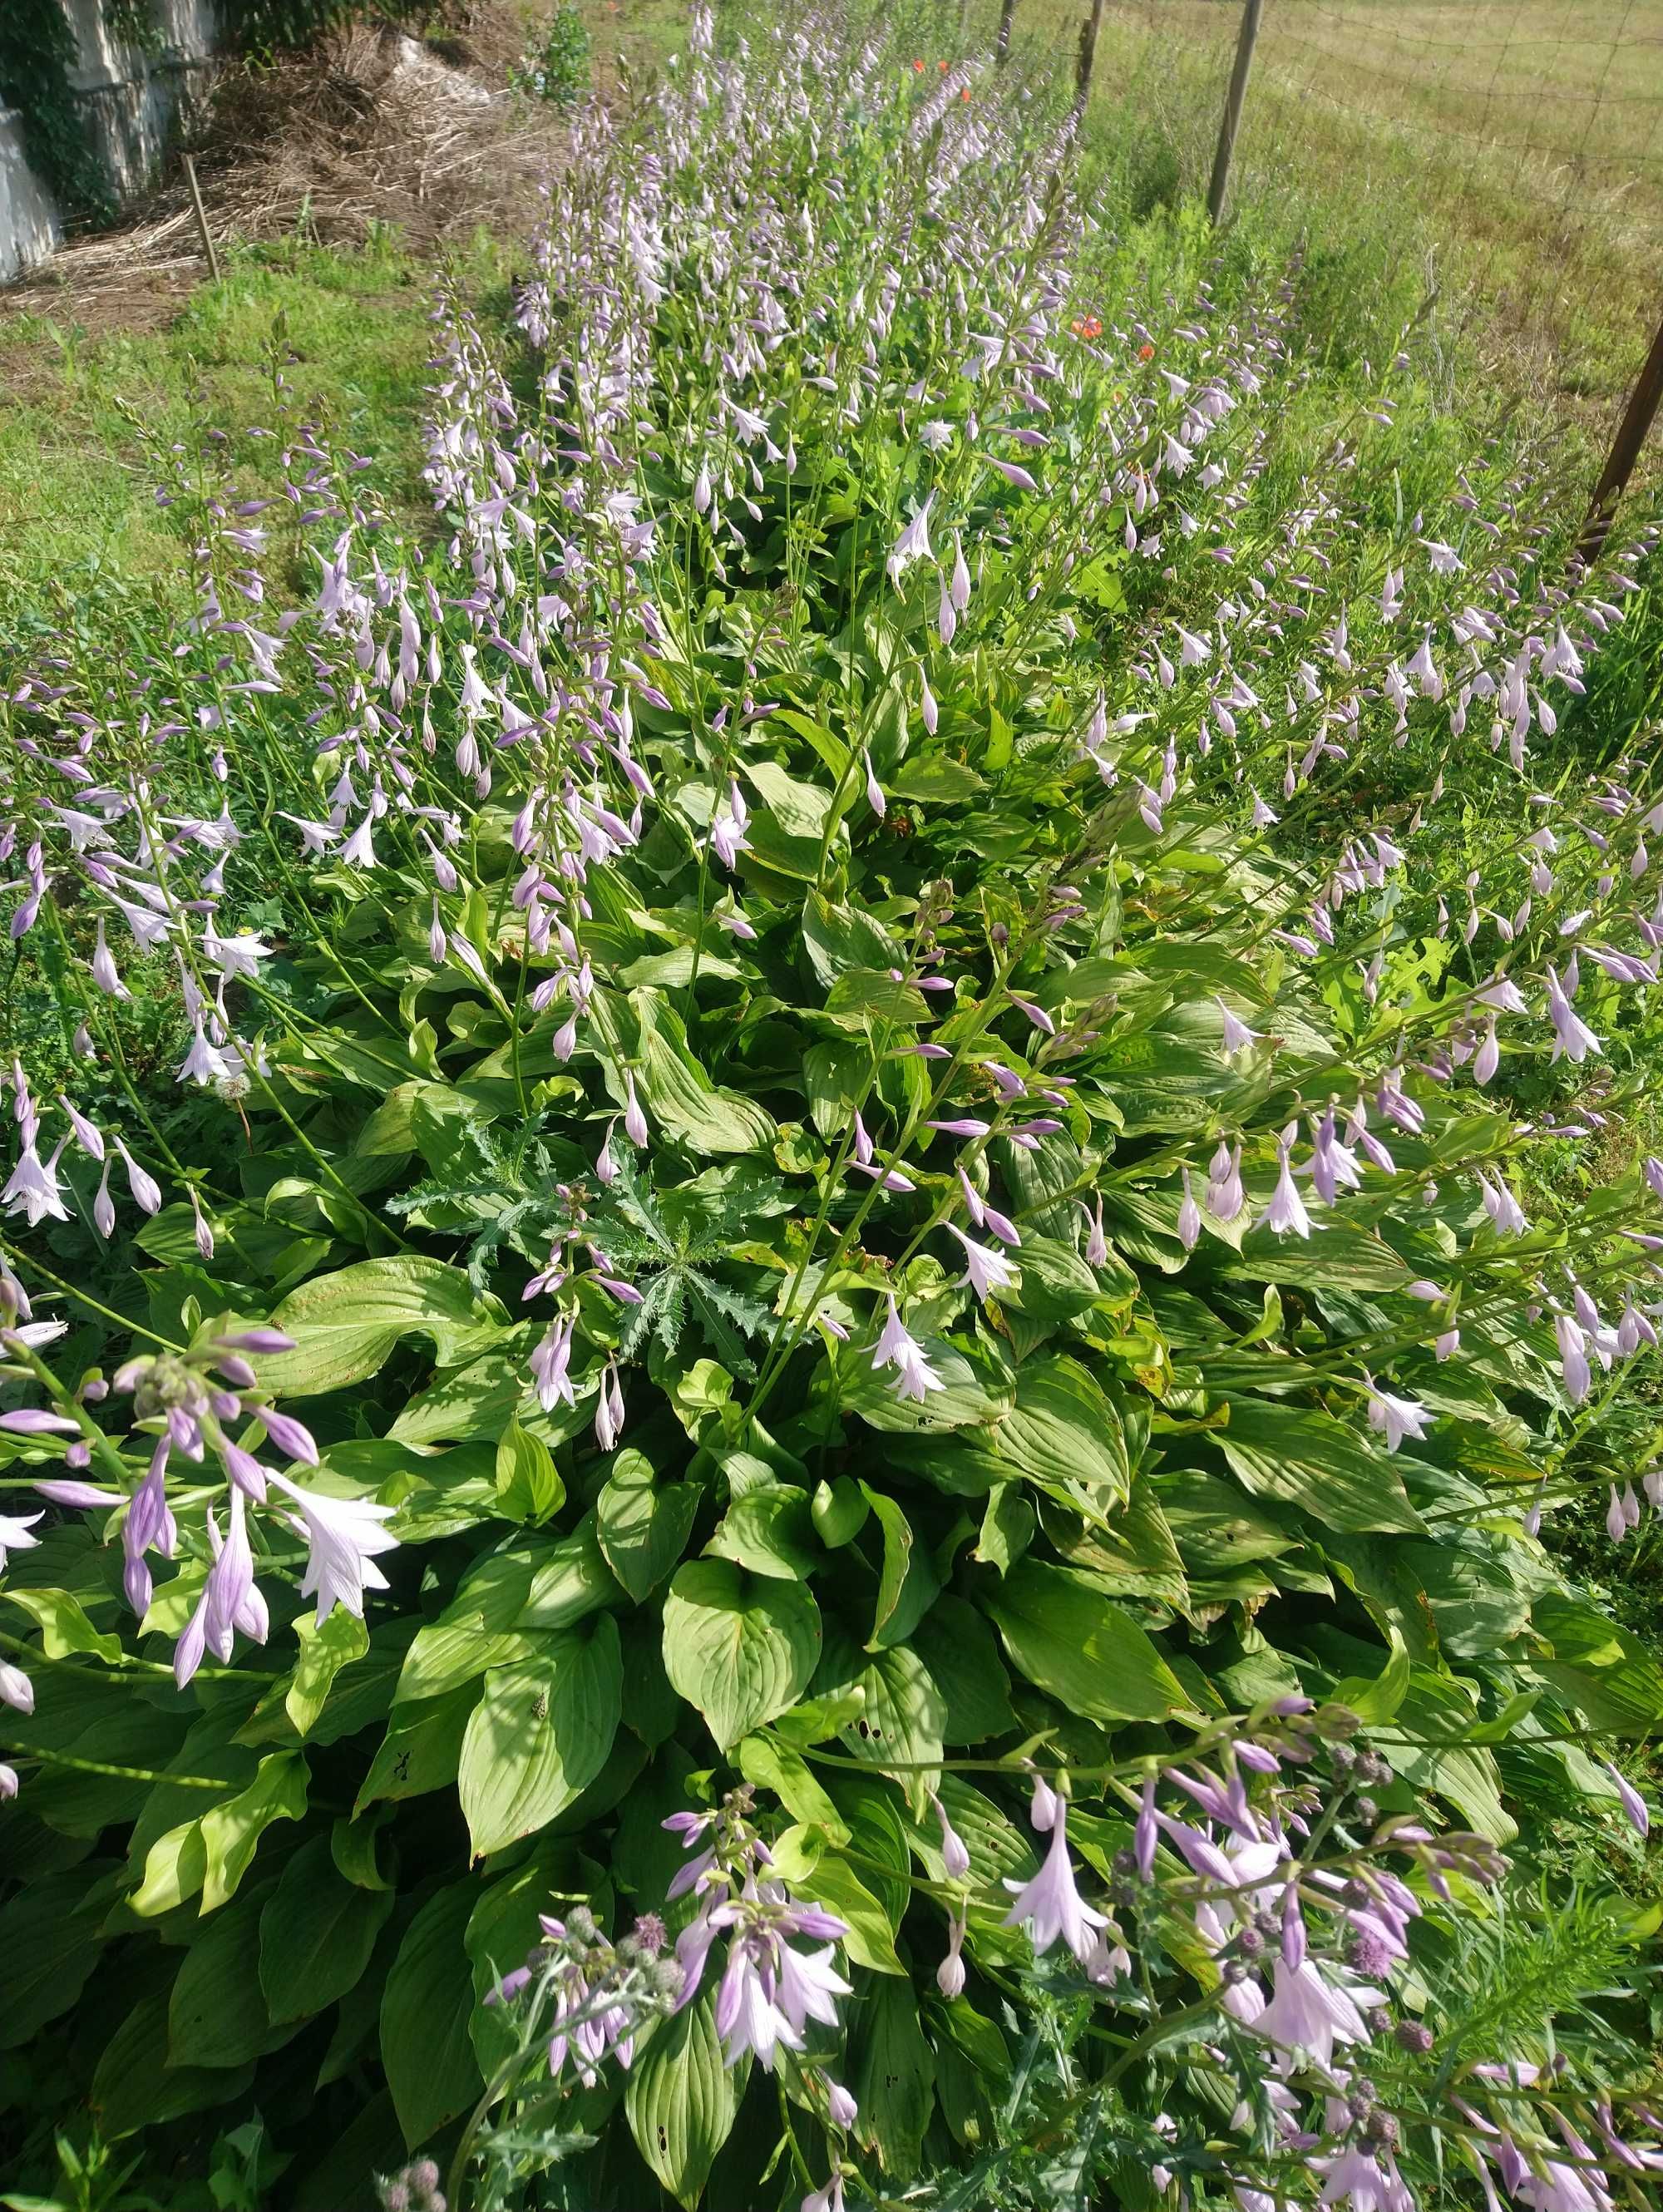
left=1, top=0, right=219, bottom=283
left=0, top=109, right=62, bottom=283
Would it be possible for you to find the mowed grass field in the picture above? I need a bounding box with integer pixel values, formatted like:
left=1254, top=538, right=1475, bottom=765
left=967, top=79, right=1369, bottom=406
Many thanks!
left=1012, top=0, right=1663, bottom=417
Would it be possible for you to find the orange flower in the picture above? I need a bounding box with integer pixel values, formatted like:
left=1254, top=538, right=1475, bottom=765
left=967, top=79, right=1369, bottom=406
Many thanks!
left=1139, top=343, right=1154, bottom=360
left=960, top=86, right=970, bottom=100
left=1071, top=315, right=1103, bottom=340
left=912, top=58, right=925, bottom=72
left=939, top=59, right=949, bottom=71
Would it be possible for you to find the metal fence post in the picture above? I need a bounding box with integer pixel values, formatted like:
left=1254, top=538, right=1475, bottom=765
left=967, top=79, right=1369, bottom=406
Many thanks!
left=1207, top=0, right=1264, bottom=225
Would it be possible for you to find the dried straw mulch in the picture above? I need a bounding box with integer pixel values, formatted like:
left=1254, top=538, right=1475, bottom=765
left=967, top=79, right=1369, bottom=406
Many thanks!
left=1, top=7, right=570, bottom=336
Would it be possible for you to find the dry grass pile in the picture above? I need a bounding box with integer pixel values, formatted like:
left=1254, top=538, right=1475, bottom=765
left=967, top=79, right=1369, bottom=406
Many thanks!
left=1, top=4, right=572, bottom=333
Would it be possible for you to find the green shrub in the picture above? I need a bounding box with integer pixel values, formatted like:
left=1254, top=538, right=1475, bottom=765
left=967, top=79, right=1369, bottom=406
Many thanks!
left=511, top=7, right=592, bottom=106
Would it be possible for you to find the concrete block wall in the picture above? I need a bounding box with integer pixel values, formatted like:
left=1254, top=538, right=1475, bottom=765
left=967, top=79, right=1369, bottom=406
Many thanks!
left=1, top=0, right=219, bottom=282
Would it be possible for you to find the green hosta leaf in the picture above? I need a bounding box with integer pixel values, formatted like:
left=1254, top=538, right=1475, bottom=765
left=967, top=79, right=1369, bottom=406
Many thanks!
left=1331, top=1627, right=1411, bottom=1726
left=662, top=1559, right=821, bottom=1750
left=737, top=1731, right=850, bottom=1841
left=976, top=1483, right=1035, bottom=1573
left=796, top=1849, right=903, bottom=1973
left=356, top=1687, right=475, bottom=1812
left=855, top=1973, right=935, bottom=2176
left=494, top=1417, right=565, bottom=1523
left=888, top=755, right=984, bottom=803
left=0, top=1873, right=104, bottom=2052
left=983, top=1562, right=1188, bottom=1724
left=599, top=1450, right=701, bottom=1599
left=624, top=1994, right=742, bottom=2210
left=285, top=1606, right=369, bottom=1738
left=381, top=1882, right=482, bottom=2150
left=750, top=758, right=834, bottom=837
left=458, top=1616, right=624, bottom=1858
left=1, top=1585, right=121, bottom=1664
left=623, top=988, right=776, bottom=1155
left=255, top=1257, right=503, bottom=1397
left=92, top=1984, right=255, bottom=2141
left=836, top=1340, right=1000, bottom=1433
left=838, top=1643, right=946, bottom=1806
left=912, top=1595, right=1015, bottom=1743
left=826, top=968, right=930, bottom=1024
left=516, top=1518, right=624, bottom=1629
left=1529, top=1592, right=1663, bottom=1730
left=802, top=891, right=905, bottom=985
left=990, top=1355, right=1131, bottom=1505
left=199, top=1752, right=309, bottom=1914
left=1216, top=1400, right=1424, bottom=1535
left=259, top=1834, right=396, bottom=2022
left=706, top=1481, right=822, bottom=1582
left=860, top=1483, right=940, bottom=1649
left=170, top=1886, right=286, bottom=2068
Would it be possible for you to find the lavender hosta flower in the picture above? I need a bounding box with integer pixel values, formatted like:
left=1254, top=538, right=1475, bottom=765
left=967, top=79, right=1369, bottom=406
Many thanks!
left=933, top=1793, right=971, bottom=1879
left=0, top=1660, right=33, bottom=1714
left=0, top=1408, right=81, bottom=1438
left=1002, top=1800, right=1108, bottom=1964
left=595, top=1360, right=627, bottom=1449
left=1251, top=1957, right=1374, bottom=2070
left=0, top=1510, right=42, bottom=1571
left=2, top=1140, right=69, bottom=1227
left=113, top=1137, right=161, bottom=1217
left=265, top=1470, right=397, bottom=1624
left=886, top=491, right=934, bottom=586
left=623, top=1072, right=649, bottom=1148
left=1259, top=1125, right=1312, bottom=1240
left=822, top=2076, right=857, bottom=2131
left=936, top=1908, right=967, bottom=1998
left=1207, top=1139, right=1246, bottom=1222
left=945, top=1222, right=1017, bottom=1305
left=1083, top=1194, right=1108, bottom=1266
left=1217, top=997, right=1259, bottom=1057
left=708, top=1890, right=852, bottom=2071
left=1555, top=1313, right=1591, bottom=1404
left=34, top=1478, right=121, bottom=1508
left=1601, top=1763, right=1648, bottom=1839
left=1364, top=1380, right=1432, bottom=1454
left=255, top=1404, right=319, bottom=1467
left=871, top=1294, right=945, bottom=1403
left=710, top=778, right=750, bottom=869
left=1478, top=1168, right=1529, bottom=1238
left=1545, top=965, right=1601, bottom=1064
left=1317, top=2145, right=1414, bottom=2212
left=1177, top=1168, right=1202, bottom=1252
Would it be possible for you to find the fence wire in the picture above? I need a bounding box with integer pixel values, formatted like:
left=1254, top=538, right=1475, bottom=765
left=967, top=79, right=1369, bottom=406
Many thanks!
left=987, top=0, right=1663, bottom=439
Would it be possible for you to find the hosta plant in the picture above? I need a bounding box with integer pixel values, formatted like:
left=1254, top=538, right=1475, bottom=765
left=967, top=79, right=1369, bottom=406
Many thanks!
left=0, top=6, right=1661, bottom=2209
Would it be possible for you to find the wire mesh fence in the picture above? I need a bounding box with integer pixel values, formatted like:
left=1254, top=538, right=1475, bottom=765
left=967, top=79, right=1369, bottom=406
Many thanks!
left=984, top=0, right=1663, bottom=458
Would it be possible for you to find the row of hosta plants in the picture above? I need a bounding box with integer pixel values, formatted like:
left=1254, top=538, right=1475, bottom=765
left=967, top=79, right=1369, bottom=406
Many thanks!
left=0, top=7, right=1661, bottom=2209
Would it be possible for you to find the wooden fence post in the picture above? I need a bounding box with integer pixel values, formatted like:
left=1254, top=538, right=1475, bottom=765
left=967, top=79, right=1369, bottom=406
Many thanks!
left=1207, top=0, right=1263, bottom=225
left=1074, top=0, right=1108, bottom=111
left=995, top=0, right=1018, bottom=65
left=184, top=153, right=220, bottom=283
left=1578, top=304, right=1663, bottom=565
